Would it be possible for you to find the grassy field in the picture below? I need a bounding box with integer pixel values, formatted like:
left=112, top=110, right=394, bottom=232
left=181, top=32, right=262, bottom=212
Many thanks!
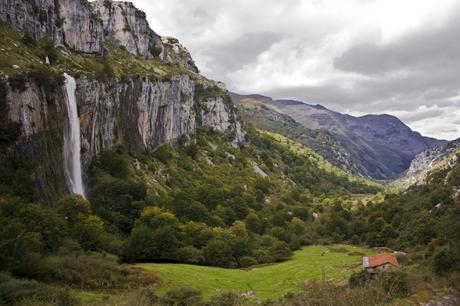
left=137, top=245, right=373, bottom=300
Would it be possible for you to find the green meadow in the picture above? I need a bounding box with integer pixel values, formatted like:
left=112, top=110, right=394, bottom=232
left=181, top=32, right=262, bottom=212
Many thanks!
left=137, top=245, right=373, bottom=300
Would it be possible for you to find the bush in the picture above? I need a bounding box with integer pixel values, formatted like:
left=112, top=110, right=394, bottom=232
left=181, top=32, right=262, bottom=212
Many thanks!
left=376, top=271, right=410, bottom=297
left=0, top=272, right=56, bottom=305
left=37, top=37, right=60, bottom=64
left=21, top=34, right=36, bottom=47
left=149, top=44, right=162, bottom=58
left=239, top=256, right=257, bottom=268
left=28, top=67, right=64, bottom=99
left=8, top=74, right=28, bottom=92
left=203, top=239, right=235, bottom=268
left=433, top=247, right=460, bottom=275
left=177, top=246, right=204, bottom=264
left=348, top=270, right=371, bottom=288
left=31, top=254, right=159, bottom=290
left=161, top=287, right=203, bottom=306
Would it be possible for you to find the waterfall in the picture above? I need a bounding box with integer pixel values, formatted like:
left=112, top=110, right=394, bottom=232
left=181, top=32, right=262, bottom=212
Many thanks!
left=63, top=73, right=85, bottom=197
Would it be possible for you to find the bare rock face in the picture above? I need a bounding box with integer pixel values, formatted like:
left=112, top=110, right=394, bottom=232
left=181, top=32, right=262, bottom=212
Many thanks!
left=0, top=0, right=64, bottom=43
left=91, top=0, right=199, bottom=72
left=0, top=0, right=104, bottom=54
left=4, top=76, right=69, bottom=200
left=58, top=0, right=104, bottom=54
left=91, top=1, right=160, bottom=58
left=399, top=138, right=460, bottom=186
left=76, top=74, right=198, bottom=164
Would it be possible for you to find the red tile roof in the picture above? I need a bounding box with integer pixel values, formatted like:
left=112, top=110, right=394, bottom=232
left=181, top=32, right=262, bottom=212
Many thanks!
left=363, top=253, right=399, bottom=268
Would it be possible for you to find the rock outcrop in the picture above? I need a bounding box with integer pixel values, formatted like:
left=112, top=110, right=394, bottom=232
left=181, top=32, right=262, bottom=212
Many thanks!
left=91, top=0, right=198, bottom=71
left=399, top=138, right=460, bottom=186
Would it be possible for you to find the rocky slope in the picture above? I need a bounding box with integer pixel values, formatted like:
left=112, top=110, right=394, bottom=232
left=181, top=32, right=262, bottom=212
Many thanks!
left=396, top=137, right=460, bottom=187
left=0, top=0, right=244, bottom=199
left=232, top=94, right=446, bottom=179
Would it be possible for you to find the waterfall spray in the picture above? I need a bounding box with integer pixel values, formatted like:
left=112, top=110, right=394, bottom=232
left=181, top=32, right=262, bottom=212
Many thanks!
left=63, top=73, right=85, bottom=197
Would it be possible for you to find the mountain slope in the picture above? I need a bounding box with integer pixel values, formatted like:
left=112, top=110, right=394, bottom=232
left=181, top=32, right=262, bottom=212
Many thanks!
left=395, top=137, right=460, bottom=187
left=273, top=99, right=446, bottom=179
left=231, top=93, right=367, bottom=176
left=232, top=94, right=446, bottom=179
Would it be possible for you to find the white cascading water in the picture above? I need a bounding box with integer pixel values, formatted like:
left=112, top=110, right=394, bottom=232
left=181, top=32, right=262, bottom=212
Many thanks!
left=63, top=73, right=85, bottom=197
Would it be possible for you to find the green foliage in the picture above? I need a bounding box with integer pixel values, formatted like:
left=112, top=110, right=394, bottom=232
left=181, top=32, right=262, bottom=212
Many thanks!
left=28, top=66, right=65, bottom=101
left=0, top=272, right=56, bottom=305
left=149, top=44, right=162, bottom=58
left=8, top=73, right=28, bottom=92
left=138, top=245, right=372, bottom=300
left=36, top=37, right=60, bottom=65
left=89, top=147, right=148, bottom=233
left=30, top=253, right=158, bottom=290
left=0, top=80, right=22, bottom=145
left=20, top=34, right=36, bottom=47
left=433, top=246, right=460, bottom=275
left=161, top=287, right=203, bottom=306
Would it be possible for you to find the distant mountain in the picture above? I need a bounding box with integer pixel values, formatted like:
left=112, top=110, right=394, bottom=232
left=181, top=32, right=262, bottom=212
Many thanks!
left=231, top=93, right=367, bottom=176
left=232, top=94, right=447, bottom=179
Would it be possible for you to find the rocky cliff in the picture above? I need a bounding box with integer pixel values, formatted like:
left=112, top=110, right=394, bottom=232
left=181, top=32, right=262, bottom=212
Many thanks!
left=0, top=0, right=243, bottom=199
left=397, top=137, right=460, bottom=187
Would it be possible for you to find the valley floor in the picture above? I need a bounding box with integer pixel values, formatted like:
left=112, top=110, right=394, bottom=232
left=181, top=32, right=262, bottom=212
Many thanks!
left=77, top=245, right=372, bottom=303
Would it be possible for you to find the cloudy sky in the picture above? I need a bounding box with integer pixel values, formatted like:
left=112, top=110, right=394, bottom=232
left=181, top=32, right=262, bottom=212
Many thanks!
left=132, top=0, right=460, bottom=140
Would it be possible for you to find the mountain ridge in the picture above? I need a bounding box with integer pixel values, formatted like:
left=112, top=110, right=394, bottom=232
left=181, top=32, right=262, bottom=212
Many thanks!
left=232, top=93, right=447, bottom=179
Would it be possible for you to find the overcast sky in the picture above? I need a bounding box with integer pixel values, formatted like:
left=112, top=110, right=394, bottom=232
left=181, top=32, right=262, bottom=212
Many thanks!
left=132, top=0, right=460, bottom=140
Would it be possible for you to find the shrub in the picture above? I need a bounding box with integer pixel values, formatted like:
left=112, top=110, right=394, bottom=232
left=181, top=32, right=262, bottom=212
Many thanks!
left=31, top=254, right=159, bottom=290
left=177, top=246, right=204, bottom=264
left=203, top=239, right=236, bottom=268
left=433, top=247, right=460, bottom=275
left=239, top=256, right=257, bottom=268
left=348, top=270, right=371, bottom=288
left=210, top=291, right=247, bottom=306
left=36, top=37, right=60, bottom=64
left=153, top=144, right=175, bottom=163
left=161, top=287, right=203, bottom=306
left=376, top=271, right=410, bottom=297
left=0, top=272, right=56, bottom=305
left=21, top=34, right=36, bottom=47
left=28, top=67, right=64, bottom=99
left=8, top=73, right=28, bottom=92
left=149, top=44, right=162, bottom=58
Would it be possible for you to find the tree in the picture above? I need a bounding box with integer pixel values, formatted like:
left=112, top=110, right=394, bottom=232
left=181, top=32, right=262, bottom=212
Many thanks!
left=203, top=240, right=235, bottom=267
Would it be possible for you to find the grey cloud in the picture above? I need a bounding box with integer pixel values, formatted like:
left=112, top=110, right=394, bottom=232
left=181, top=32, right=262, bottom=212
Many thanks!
left=205, top=32, right=283, bottom=76
left=397, top=109, right=444, bottom=123
left=334, top=5, right=460, bottom=75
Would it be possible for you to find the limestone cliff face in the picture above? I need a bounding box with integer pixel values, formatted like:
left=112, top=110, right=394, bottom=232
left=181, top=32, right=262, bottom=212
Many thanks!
left=59, top=0, right=104, bottom=54
left=0, top=0, right=63, bottom=45
left=400, top=138, right=460, bottom=186
left=77, top=74, right=198, bottom=164
left=91, top=0, right=198, bottom=71
left=0, top=0, right=103, bottom=54
left=91, top=1, right=160, bottom=58
left=4, top=77, right=69, bottom=199
left=0, top=0, right=198, bottom=65
left=0, top=0, right=243, bottom=198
